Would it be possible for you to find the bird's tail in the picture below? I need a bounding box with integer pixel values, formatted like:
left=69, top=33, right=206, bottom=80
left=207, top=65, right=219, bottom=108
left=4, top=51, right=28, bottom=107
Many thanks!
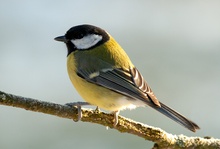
left=150, top=102, right=200, bottom=132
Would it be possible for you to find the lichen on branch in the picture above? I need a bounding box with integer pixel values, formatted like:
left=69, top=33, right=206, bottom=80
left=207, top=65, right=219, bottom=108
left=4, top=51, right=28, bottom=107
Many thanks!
left=0, top=90, right=219, bottom=149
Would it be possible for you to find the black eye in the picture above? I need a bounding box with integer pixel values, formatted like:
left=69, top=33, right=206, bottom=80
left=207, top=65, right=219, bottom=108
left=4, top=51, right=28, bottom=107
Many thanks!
left=75, top=33, right=84, bottom=39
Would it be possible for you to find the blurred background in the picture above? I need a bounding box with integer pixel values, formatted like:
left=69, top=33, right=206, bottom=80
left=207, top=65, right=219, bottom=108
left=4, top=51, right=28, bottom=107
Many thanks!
left=0, top=1, right=220, bottom=148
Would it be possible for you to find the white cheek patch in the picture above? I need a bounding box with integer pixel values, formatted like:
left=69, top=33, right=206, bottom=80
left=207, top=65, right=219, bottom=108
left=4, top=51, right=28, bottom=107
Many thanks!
left=71, top=34, right=102, bottom=49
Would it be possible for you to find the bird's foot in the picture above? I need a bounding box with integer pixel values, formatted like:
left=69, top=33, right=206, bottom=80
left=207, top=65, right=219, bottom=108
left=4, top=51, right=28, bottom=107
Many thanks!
left=94, top=106, right=100, bottom=113
left=113, top=110, right=120, bottom=127
left=65, top=102, right=90, bottom=122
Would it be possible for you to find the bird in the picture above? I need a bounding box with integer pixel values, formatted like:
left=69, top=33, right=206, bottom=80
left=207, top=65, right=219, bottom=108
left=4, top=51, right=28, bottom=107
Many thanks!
left=54, top=24, right=200, bottom=132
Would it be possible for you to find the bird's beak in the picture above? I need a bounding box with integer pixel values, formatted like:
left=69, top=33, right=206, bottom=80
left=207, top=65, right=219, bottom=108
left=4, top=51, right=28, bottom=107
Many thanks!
left=54, top=36, right=68, bottom=43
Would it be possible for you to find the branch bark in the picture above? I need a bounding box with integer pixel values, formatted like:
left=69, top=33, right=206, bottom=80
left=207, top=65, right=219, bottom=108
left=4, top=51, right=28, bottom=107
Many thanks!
left=0, top=90, right=219, bottom=149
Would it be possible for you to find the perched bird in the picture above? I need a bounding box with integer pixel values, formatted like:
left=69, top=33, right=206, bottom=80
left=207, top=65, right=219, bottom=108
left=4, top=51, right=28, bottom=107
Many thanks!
left=55, top=24, right=200, bottom=132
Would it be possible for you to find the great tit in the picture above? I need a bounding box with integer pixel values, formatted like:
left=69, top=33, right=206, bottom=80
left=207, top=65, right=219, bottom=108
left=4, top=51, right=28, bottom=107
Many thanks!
left=54, top=24, right=200, bottom=132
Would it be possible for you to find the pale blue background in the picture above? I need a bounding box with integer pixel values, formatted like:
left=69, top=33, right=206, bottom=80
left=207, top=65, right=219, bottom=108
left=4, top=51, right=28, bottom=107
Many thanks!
left=1, top=1, right=220, bottom=149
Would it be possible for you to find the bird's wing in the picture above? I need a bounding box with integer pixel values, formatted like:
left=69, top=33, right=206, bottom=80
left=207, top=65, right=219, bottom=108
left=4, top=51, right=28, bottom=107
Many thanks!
left=77, top=64, right=161, bottom=107
left=76, top=60, right=200, bottom=132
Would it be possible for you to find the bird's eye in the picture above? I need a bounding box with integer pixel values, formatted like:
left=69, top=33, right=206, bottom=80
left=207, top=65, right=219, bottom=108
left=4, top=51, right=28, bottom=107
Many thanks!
left=76, top=33, right=84, bottom=39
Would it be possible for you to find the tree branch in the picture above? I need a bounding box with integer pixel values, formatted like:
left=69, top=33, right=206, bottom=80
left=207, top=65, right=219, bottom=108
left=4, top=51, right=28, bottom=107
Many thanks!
left=0, top=90, right=219, bottom=149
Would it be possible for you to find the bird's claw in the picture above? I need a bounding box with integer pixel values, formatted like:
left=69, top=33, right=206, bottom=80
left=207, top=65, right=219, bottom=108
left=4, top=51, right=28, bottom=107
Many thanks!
left=65, top=102, right=90, bottom=121
left=113, top=111, right=120, bottom=127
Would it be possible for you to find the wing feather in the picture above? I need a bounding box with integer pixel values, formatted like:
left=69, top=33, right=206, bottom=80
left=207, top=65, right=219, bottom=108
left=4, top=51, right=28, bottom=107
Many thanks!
left=77, top=66, right=160, bottom=107
left=76, top=65, right=199, bottom=132
left=130, top=67, right=160, bottom=106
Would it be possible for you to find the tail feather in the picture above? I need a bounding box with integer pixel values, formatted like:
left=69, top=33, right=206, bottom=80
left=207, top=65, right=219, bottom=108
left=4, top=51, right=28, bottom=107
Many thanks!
left=150, top=102, right=200, bottom=132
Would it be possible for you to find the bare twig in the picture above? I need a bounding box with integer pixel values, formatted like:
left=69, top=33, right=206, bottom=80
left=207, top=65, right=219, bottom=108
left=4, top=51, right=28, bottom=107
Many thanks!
left=0, top=90, right=219, bottom=149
